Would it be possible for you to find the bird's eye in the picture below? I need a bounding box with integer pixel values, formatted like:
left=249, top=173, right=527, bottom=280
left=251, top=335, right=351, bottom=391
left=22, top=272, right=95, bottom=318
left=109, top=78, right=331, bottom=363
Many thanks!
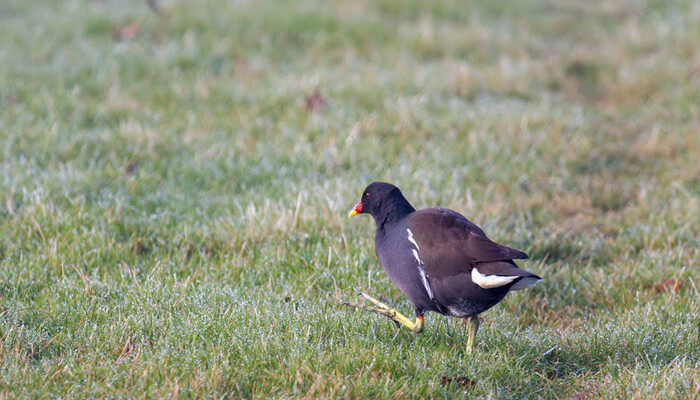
left=365, top=193, right=370, bottom=198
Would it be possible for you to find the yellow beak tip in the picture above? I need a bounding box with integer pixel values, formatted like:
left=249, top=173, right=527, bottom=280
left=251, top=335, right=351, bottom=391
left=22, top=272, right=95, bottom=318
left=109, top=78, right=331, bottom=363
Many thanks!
left=348, top=210, right=359, bottom=218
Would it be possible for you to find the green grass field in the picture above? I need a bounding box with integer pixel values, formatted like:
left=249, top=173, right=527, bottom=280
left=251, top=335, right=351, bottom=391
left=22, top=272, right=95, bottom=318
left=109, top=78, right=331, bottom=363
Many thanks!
left=1, top=0, right=698, bottom=398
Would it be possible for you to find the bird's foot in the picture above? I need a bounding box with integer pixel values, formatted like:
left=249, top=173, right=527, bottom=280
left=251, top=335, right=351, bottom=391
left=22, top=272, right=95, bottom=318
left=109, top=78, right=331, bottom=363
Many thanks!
left=340, top=292, right=424, bottom=333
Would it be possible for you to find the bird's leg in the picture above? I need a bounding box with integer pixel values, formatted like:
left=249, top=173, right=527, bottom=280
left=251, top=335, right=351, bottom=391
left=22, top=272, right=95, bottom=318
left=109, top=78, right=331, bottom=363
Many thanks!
left=361, top=293, right=425, bottom=333
left=342, top=293, right=424, bottom=333
left=465, top=316, right=481, bottom=354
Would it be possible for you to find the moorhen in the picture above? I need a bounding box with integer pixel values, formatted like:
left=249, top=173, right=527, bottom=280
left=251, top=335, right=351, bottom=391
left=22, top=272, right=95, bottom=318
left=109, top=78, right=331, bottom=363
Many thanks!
left=345, top=182, right=541, bottom=354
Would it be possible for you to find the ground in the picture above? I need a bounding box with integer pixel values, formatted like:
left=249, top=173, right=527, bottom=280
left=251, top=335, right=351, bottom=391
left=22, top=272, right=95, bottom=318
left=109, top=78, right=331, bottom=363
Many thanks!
left=0, top=0, right=698, bottom=398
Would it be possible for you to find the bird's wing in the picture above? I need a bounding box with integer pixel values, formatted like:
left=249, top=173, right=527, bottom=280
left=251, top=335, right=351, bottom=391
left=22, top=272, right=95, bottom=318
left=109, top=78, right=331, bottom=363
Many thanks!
left=407, top=208, right=528, bottom=280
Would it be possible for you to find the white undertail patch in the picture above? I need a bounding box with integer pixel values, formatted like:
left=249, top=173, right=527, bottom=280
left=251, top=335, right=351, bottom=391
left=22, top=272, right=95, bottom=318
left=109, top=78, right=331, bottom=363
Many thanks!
left=471, top=268, right=519, bottom=289
left=407, top=229, right=433, bottom=300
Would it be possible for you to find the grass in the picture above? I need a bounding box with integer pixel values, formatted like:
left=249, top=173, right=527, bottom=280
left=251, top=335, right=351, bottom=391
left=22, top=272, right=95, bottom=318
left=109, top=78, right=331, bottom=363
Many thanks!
left=0, top=0, right=698, bottom=398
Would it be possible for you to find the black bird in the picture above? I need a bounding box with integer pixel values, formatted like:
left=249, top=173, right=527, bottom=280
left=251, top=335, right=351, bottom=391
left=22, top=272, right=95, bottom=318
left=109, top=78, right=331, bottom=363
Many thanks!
left=346, top=182, right=541, bottom=353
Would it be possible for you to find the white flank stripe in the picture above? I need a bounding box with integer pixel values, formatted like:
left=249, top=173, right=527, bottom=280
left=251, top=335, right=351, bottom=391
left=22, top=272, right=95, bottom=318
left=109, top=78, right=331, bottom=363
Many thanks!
left=406, top=229, right=420, bottom=250
left=407, top=229, right=433, bottom=299
left=411, top=249, right=421, bottom=263
left=418, top=265, right=433, bottom=299
left=471, top=268, right=519, bottom=289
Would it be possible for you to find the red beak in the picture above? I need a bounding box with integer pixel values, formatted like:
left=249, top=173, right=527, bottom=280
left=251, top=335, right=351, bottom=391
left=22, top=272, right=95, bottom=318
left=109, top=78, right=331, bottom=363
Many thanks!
left=348, top=200, right=362, bottom=217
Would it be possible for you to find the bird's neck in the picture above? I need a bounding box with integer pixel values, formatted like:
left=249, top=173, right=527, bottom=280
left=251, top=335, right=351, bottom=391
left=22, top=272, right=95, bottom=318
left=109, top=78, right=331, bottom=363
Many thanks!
left=373, top=196, right=415, bottom=230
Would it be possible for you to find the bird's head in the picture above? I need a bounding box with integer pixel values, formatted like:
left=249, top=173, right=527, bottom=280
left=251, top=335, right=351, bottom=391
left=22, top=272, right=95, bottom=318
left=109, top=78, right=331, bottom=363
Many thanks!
left=348, top=182, right=411, bottom=220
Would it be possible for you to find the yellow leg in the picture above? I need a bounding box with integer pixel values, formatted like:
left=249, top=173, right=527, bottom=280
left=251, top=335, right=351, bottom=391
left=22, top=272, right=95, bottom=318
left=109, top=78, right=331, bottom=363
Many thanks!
left=342, top=292, right=424, bottom=333
left=465, top=316, right=480, bottom=354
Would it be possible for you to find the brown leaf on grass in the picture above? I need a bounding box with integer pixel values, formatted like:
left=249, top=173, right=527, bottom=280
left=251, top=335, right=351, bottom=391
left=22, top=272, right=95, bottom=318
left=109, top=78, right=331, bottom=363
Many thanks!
left=146, top=0, right=166, bottom=16
left=125, top=161, right=137, bottom=175
left=648, top=278, right=682, bottom=294
left=117, top=338, right=133, bottom=358
left=234, top=59, right=254, bottom=77
left=112, top=23, right=141, bottom=41
left=440, top=376, right=477, bottom=389
left=304, top=90, right=326, bottom=112
left=4, top=94, right=17, bottom=106
left=131, top=237, right=149, bottom=255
